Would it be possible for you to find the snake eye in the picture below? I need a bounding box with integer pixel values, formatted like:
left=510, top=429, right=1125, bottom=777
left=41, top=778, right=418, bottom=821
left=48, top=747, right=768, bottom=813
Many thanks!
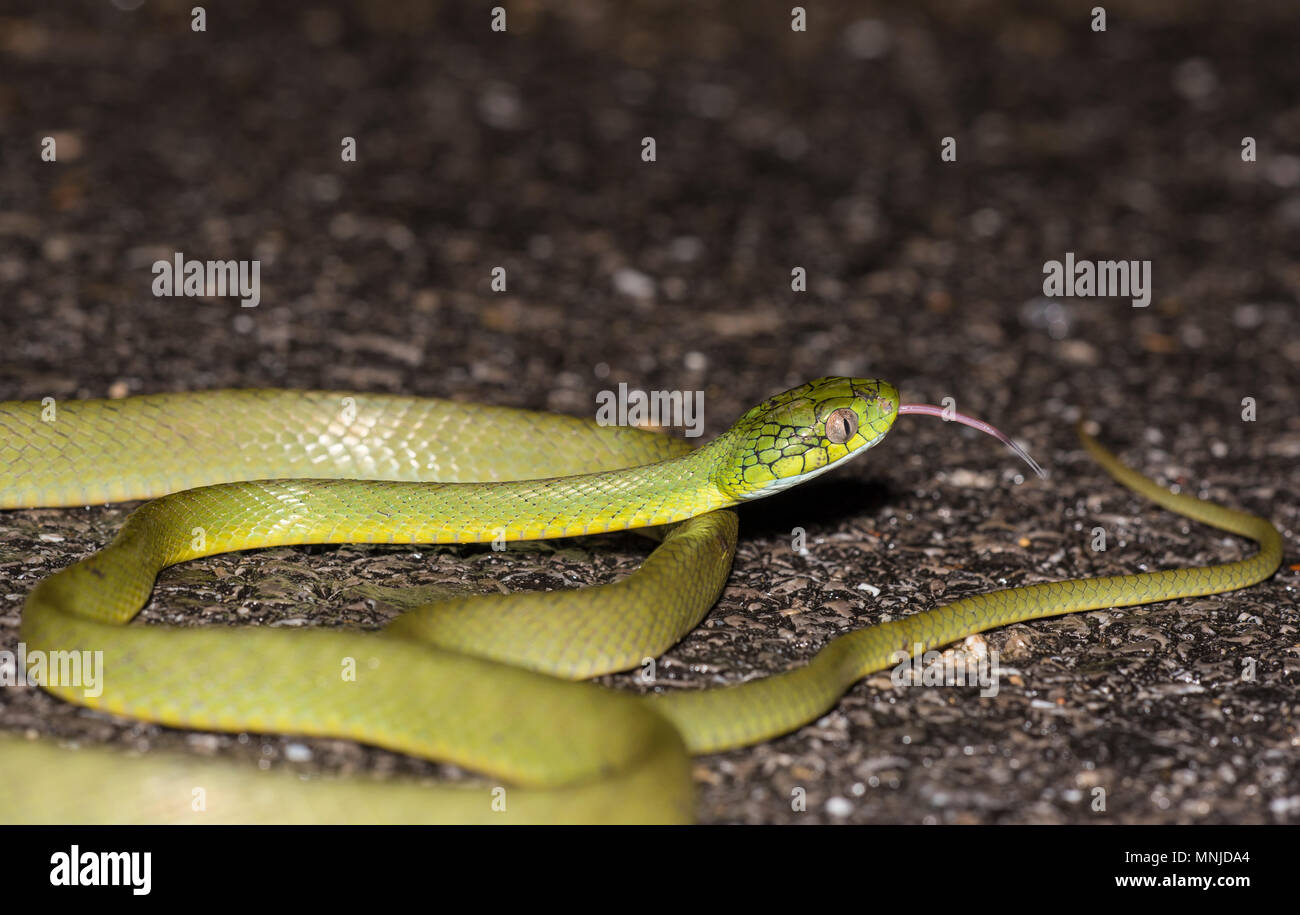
left=825, top=408, right=858, bottom=444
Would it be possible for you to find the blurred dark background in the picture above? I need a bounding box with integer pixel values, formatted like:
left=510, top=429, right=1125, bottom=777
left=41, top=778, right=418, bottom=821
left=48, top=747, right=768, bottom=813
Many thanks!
left=1, top=0, right=1296, bottom=823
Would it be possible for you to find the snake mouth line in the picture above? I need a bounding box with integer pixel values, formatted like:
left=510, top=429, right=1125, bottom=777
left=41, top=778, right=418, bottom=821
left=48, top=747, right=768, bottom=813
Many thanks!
left=731, top=432, right=891, bottom=500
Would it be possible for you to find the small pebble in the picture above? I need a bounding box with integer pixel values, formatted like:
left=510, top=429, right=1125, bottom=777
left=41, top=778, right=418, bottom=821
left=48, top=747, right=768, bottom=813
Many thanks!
left=613, top=268, right=655, bottom=299
left=824, top=796, right=853, bottom=817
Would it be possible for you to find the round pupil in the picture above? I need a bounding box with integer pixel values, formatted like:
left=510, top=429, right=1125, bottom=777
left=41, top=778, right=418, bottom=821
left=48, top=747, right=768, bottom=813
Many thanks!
left=826, top=408, right=858, bottom=444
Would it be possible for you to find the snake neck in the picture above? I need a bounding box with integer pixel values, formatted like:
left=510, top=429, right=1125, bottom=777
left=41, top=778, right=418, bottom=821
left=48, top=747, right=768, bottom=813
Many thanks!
left=397, top=437, right=739, bottom=543
left=91, top=434, right=744, bottom=565
left=23, top=437, right=742, bottom=631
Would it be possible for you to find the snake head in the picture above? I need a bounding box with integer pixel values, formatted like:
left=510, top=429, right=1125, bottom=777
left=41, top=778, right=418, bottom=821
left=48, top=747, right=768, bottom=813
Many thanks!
left=713, top=377, right=899, bottom=502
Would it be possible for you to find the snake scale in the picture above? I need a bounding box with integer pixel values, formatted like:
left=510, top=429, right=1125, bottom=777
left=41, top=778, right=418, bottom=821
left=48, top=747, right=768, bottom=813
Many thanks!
left=0, top=377, right=1282, bottom=822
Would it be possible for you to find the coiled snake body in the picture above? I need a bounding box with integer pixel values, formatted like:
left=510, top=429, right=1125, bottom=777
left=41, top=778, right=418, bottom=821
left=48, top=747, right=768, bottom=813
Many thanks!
left=0, top=378, right=1282, bottom=822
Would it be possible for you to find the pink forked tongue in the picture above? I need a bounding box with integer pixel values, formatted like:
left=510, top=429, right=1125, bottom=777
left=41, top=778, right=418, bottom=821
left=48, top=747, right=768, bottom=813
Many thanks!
left=897, top=404, right=1046, bottom=480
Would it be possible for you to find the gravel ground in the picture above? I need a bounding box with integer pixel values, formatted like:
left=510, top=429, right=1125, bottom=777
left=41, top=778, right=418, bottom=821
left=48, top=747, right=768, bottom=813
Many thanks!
left=0, top=0, right=1297, bottom=824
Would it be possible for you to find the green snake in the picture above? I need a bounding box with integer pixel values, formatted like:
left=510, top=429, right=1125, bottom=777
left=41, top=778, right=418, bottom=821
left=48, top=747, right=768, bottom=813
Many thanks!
left=0, top=377, right=1282, bottom=823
